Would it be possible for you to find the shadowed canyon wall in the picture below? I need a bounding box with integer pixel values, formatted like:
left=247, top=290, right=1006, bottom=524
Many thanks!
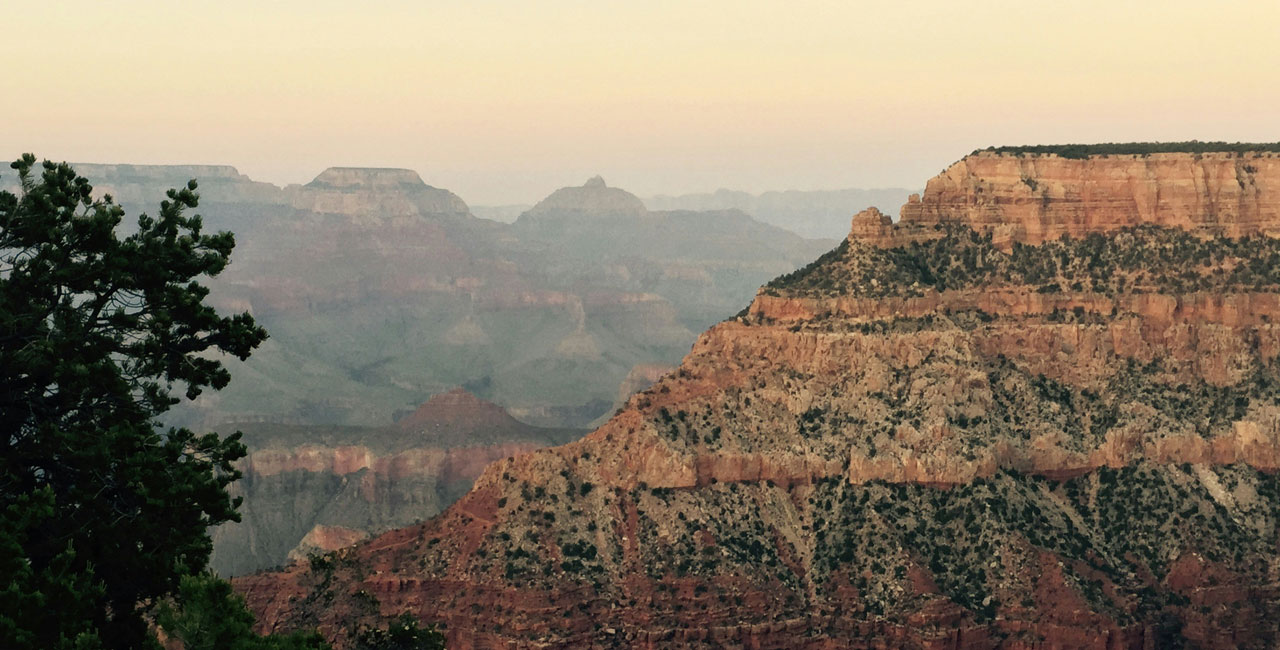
left=210, top=389, right=585, bottom=576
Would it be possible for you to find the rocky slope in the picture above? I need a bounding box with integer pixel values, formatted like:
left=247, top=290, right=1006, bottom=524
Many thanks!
left=237, top=146, right=1280, bottom=649
left=210, top=390, right=584, bottom=576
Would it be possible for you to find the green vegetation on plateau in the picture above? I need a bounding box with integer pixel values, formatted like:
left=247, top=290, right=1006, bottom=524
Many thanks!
left=973, top=141, right=1280, bottom=158
left=767, top=224, right=1280, bottom=298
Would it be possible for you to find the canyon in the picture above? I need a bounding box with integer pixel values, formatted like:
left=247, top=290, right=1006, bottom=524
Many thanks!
left=8, top=163, right=835, bottom=577
left=210, top=389, right=584, bottom=576
left=48, top=167, right=833, bottom=430
left=233, top=147, right=1280, bottom=649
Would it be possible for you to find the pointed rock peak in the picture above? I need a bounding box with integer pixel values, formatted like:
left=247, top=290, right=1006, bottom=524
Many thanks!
left=521, top=176, right=647, bottom=220
left=395, top=388, right=518, bottom=433
left=307, top=167, right=427, bottom=190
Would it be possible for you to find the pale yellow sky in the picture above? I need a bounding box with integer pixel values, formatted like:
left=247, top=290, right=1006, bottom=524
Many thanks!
left=5, top=1, right=1278, bottom=204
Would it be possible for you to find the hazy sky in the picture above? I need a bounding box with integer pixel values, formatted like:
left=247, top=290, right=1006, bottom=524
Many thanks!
left=6, top=1, right=1278, bottom=204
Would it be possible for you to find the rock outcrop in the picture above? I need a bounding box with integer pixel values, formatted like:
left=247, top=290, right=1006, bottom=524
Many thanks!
left=846, top=206, right=895, bottom=246
left=238, top=146, right=1280, bottom=649
left=889, top=150, right=1280, bottom=248
left=614, top=363, right=677, bottom=407
left=286, top=525, right=369, bottom=563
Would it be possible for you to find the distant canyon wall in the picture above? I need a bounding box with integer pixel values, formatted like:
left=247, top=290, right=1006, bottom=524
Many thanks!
left=211, top=439, right=542, bottom=576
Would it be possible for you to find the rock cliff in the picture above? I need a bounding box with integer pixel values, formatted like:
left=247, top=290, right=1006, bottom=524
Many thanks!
left=237, top=146, right=1280, bottom=649
left=209, top=391, right=584, bottom=576
left=889, top=150, right=1280, bottom=248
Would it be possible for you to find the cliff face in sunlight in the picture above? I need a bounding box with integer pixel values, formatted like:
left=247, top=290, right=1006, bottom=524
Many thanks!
left=235, top=149, right=1280, bottom=649
left=881, top=151, right=1280, bottom=248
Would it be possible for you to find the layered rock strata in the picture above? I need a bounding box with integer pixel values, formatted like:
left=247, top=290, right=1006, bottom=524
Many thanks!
left=210, top=390, right=583, bottom=576
left=234, top=149, right=1280, bottom=648
left=888, top=151, right=1280, bottom=248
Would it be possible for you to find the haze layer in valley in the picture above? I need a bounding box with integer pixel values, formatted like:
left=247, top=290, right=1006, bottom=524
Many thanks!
left=0, top=162, right=840, bottom=574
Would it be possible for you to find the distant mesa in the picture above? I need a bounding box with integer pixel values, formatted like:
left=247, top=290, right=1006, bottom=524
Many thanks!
left=306, top=167, right=429, bottom=190
left=295, top=167, right=470, bottom=217
left=210, top=387, right=586, bottom=576
left=11, top=162, right=290, bottom=210
left=519, top=175, right=648, bottom=221
left=71, top=162, right=251, bottom=181
left=553, top=329, right=603, bottom=360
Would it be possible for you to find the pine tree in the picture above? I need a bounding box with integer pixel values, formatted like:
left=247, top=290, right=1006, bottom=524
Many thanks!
left=0, top=154, right=267, bottom=649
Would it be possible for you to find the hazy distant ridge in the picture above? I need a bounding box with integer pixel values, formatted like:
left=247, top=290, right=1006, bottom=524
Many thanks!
left=644, top=187, right=917, bottom=239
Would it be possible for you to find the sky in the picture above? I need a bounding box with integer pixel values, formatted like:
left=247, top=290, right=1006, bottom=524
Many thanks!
left=5, top=1, right=1279, bottom=205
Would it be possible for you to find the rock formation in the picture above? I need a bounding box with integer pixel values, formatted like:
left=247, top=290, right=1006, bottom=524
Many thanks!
left=892, top=150, right=1280, bottom=248
left=290, top=167, right=471, bottom=219
left=209, top=390, right=584, bottom=576
left=286, top=526, right=369, bottom=564
left=847, top=206, right=895, bottom=245
left=237, top=146, right=1280, bottom=649
left=519, top=176, right=648, bottom=221
left=69, top=163, right=827, bottom=431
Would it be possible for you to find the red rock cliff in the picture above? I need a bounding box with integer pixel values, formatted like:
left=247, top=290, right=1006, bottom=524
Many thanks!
left=891, top=151, right=1280, bottom=247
